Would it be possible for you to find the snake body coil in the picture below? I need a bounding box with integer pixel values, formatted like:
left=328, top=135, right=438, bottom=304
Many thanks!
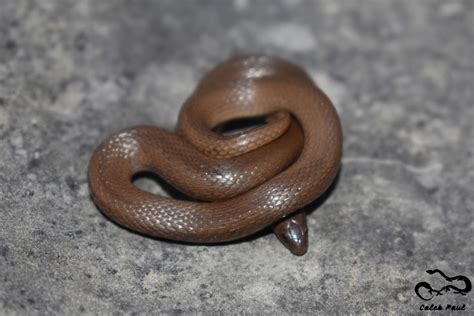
left=88, top=56, right=342, bottom=255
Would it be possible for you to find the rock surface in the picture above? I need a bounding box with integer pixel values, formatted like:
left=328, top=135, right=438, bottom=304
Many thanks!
left=0, top=0, right=473, bottom=314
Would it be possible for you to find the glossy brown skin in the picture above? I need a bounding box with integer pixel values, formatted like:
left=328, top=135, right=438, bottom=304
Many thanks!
left=88, top=55, right=342, bottom=255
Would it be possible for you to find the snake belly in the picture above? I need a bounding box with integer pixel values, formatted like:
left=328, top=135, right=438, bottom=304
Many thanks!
left=87, top=55, right=342, bottom=255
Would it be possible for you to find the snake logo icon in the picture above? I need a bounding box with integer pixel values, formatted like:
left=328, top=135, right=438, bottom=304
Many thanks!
left=414, top=269, right=472, bottom=301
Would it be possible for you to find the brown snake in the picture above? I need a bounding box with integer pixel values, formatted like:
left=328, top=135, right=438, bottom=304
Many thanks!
left=87, top=55, right=342, bottom=256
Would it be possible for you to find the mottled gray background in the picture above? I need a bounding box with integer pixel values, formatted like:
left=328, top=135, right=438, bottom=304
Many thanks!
left=0, top=0, right=473, bottom=314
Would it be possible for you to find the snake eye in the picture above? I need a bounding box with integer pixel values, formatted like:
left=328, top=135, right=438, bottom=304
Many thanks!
left=278, top=233, right=290, bottom=247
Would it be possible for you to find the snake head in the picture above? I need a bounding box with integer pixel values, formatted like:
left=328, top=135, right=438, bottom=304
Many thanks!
left=273, top=212, right=308, bottom=256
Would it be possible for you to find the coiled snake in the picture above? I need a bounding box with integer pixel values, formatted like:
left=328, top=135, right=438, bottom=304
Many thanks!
left=87, top=55, right=342, bottom=255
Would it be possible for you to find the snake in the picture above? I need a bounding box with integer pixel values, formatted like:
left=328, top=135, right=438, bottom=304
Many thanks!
left=87, top=55, right=342, bottom=256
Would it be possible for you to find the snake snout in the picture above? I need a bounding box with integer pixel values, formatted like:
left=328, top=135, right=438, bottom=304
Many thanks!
left=273, top=212, right=308, bottom=256
left=286, top=226, right=308, bottom=256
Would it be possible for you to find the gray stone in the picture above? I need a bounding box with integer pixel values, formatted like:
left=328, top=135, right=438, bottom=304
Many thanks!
left=0, top=0, right=473, bottom=314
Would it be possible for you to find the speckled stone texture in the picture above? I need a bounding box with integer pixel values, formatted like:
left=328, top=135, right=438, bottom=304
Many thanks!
left=0, top=0, right=473, bottom=314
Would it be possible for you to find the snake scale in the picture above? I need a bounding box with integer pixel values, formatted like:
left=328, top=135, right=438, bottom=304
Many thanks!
left=87, top=55, right=342, bottom=255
